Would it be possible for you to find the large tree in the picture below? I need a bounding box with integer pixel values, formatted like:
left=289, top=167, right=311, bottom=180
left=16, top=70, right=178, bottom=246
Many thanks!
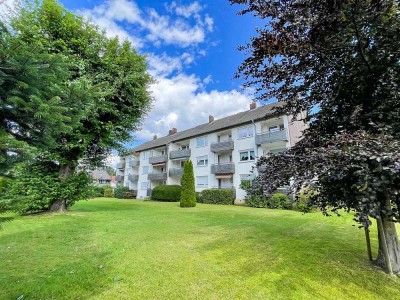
left=3, top=0, right=152, bottom=211
left=231, top=0, right=400, bottom=274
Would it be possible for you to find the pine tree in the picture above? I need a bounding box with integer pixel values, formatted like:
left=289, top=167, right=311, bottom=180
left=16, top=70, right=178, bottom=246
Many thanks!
left=180, top=161, right=196, bottom=208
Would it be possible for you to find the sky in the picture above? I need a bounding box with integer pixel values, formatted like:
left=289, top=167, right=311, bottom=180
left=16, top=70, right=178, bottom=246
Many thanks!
left=1, top=0, right=268, bottom=150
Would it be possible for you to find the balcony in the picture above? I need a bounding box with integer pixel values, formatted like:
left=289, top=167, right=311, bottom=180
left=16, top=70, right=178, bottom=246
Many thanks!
left=116, top=175, right=124, bottom=183
left=256, top=129, right=288, bottom=145
left=148, top=172, right=167, bottom=180
left=128, top=174, right=139, bottom=182
left=117, top=162, right=125, bottom=169
left=169, top=168, right=183, bottom=177
left=149, top=155, right=167, bottom=165
left=210, top=139, right=234, bottom=153
left=211, top=163, right=235, bottom=174
left=129, top=160, right=140, bottom=167
left=170, top=148, right=191, bottom=160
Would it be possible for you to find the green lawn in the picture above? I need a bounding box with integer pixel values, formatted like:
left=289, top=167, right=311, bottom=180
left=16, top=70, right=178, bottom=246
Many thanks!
left=0, top=198, right=399, bottom=299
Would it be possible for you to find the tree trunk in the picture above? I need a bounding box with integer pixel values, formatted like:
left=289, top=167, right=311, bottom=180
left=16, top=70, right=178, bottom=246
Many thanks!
left=47, top=163, right=74, bottom=212
left=375, top=217, right=400, bottom=275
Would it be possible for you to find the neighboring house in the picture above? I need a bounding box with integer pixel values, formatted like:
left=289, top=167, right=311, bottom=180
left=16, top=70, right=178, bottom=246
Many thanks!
left=116, top=102, right=307, bottom=199
left=90, top=169, right=112, bottom=185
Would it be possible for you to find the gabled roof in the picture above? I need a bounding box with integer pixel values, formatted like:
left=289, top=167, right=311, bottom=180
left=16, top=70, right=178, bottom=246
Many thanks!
left=132, top=102, right=285, bottom=153
left=90, top=169, right=112, bottom=181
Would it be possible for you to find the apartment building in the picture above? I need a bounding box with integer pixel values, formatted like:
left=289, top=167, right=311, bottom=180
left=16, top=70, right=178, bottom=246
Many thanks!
left=116, top=102, right=306, bottom=200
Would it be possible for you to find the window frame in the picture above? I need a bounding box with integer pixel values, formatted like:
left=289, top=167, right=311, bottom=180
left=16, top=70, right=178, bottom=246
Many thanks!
left=238, top=125, right=254, bottom=139
left=239, top=149, right=256, bottom=162
left=196, top=155, right=209, bottom=167
left=196, top=136, right=208, bottom=147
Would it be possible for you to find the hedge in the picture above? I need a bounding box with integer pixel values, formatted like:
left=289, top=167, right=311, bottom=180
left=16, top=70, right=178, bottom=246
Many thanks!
left=114, top=186, right=135, bottom=199
left=266, top=193, right=292, bottom=209
left=199, top=189, right=235, bottom=205
left=152, top=185, right=181, bottom=202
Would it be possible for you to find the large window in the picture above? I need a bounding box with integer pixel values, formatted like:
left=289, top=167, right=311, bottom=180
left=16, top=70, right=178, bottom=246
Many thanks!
left=238, top=125, right=253, bottom=139
left=140, top=182, right=149, bottom=190
left=196, top=156, right=208, bottom=166
left=196, top=176, right=208, bottom=188
left=239, top=150, right=255, bottom=161
left=196, top=136, right=208, bottom=147
left=142, top=166, right=149, bottom=174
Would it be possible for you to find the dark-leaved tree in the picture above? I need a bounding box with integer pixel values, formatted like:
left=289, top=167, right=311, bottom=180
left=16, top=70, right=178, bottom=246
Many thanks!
left=231, top=0, right=400, bottom=274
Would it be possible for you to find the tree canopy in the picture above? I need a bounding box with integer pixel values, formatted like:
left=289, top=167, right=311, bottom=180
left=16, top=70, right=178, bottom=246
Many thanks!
left=231, top=0, right=400, bottom=274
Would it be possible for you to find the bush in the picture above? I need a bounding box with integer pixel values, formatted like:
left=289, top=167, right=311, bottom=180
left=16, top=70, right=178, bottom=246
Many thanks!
left=200, top=189, right=235, bottom=205
left=104, top=188, right=114, bottom=198
left=0, top=176, right=11, bottom=195
left=114, top=186, right=133, bottom=199
left=196, top=192, right=203, bottom=203
left=293, top=188, right=318, bottom=212
left=266, top=193, right=292, bottom=209
left=151, top=185, right=181, bottom=202
left=92, top=185, right=106, bottom=197
left=180, top=161, right=196, bottom=207
left=245, top=195, right=268, bottom=208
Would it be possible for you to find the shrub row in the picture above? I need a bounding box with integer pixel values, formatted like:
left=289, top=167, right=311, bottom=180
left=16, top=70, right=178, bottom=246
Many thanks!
left=197, top=189, right=235, bottom=205
left=151, top=185, right=181, bottom=202
left=246, top=193, right=291, bottom=209
left=114, top=186, right=135, bottom=199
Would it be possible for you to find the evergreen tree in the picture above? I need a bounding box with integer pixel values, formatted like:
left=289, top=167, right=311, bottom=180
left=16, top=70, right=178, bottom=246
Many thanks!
left=180, top=161, right=196, bottom=208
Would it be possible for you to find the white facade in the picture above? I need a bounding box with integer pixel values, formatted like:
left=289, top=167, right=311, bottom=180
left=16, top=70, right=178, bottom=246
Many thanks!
left=116, top=108, right=306, bottom=200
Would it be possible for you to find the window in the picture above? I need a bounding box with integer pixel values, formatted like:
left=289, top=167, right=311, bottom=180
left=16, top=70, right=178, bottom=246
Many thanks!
left=196, top=176, right=208, bottom=188
left=238, top=126, right=253, bottom=138
left=142, top=151, right=148, bottom=159
left=196, top=136, right=208, bottom=147
left=239, top=150, right=255, bottom=161
left=197, top=156, right=208, bottom=166
left=141, top=182, right=149, bottom=190
left=181, top=145, right=189, bottom=150
left=269, top=124, right=284, bottom=132
left=142, top=166, right=149, bottom=174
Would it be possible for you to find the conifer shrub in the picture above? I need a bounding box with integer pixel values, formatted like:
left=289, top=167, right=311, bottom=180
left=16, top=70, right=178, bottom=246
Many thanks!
left=180, top=161, right=196, bottom=207
left=151, top=185, right=181, bottom=202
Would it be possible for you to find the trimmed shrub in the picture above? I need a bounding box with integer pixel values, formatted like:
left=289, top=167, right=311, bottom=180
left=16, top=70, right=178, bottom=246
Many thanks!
left=293, top=188, right=319, bottom=212
left=245, top=195, right=268, bottom=208
left=114, top=186, right=134, bottom=199
left=266, top=193, right=292, bottom=209
left=92, top=185, right=106, bottom=197
left=180, top=161, right=196, bottom=207
left=200, top=189, right=235, bottom=205
left=104, top=188, right=114, bottom=198
left=151, top=185, right=181, bottom=202
left=196, top=192, right=203, bottom=203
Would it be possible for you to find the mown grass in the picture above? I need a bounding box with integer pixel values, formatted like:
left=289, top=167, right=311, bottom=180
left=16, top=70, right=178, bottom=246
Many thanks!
left=0, top=198, right=399, bottom=299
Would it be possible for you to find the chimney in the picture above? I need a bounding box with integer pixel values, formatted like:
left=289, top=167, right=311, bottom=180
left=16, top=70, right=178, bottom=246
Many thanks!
left=153, top=135, right=157, bottom=140
left=250, top=102, right=257, bottom=110
left=209, top=115, right=214, bottom=123
left=168, top=128, right=177, bottom=135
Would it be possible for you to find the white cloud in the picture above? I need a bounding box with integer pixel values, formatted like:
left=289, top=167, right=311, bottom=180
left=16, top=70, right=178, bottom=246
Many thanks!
left=136, top=74, right=253, bottom=140
left=78, top=0, right=213, bottom=48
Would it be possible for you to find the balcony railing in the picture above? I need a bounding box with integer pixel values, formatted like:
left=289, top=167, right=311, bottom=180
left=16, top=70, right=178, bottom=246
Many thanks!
left=210, top=139, right=234, bottom=153
left=255, top=129, right=288, bottom=145
left=169, top=168, right=183, bottom=176
left=117, top=162, right=125, bottom=169
left=211, top=163, right=235, bottom=174
left=129, top=160, right=140, bottom=167
left=149, top=155, right=167, bottom=165
left=128, top=174, right=139, bottom=182
left=116, top=175, right=124, bottom=182
left=148, top=172, right=167, bottom=180
left=170, top=148, right=191, bottom=160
